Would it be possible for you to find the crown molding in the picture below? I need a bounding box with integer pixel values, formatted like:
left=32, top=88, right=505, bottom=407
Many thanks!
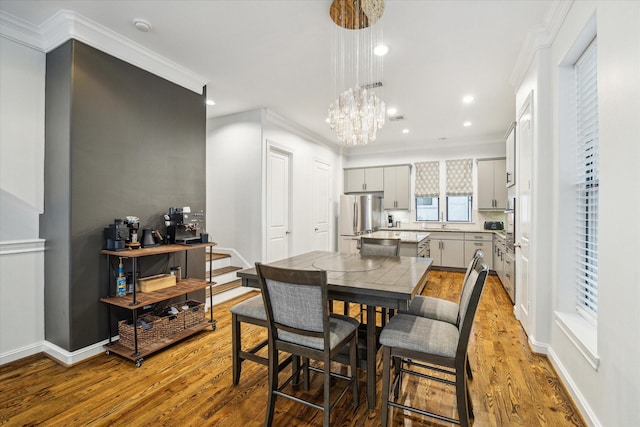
left=263, top=109, right=339, bottom=152
left=1, top=10, right=208, bottom=95
left=0, top=11, right=43, bottom=50
left=509, top=0, right=573, bottom=90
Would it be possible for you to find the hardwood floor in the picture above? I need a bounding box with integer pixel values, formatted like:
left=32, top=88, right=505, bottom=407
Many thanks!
left=0, top=271, right=585, bottom=426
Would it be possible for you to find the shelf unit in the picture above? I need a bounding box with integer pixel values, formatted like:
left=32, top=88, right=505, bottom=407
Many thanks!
left=101, top=243, right=217, bottom=366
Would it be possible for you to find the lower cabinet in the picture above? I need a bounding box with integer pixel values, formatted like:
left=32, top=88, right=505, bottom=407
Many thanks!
left=429, top=232, right=465, bottom=268
left=493, top=233, right=515, bottom=304
left=464, top=232, right=493, bottom=270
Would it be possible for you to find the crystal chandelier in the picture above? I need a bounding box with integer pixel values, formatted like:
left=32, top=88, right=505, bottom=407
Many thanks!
left=328, top=0, right=386, bottom=146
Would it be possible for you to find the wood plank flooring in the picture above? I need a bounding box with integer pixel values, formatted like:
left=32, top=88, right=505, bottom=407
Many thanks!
left=0, top=271, right=585, bottom=426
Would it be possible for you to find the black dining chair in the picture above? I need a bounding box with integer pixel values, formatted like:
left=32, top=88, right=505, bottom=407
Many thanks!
left=402, top=249, right=483, bottom=379
left=255, top=263, right=359, bottom=427
left=379, top=258, right=489, bottom=427
left=230, top=294, right=298, bottom=386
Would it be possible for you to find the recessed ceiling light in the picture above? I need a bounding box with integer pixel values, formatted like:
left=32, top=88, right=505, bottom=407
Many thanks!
left=462, top=95, right=474, bottom=104
left=402, top=129, right=410, bottom=134
left=205, top=99, right=215, bottom=106
left=133, top=18, right=152, bottom=32
left=387, top=107, right=397, bottom=115
left=463, top=121, right=472, bottom=127
left=374, top=44, right=389, bottom=56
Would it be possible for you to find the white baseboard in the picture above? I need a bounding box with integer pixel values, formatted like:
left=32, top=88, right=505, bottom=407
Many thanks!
left=42, top=339, right=112, bottom=366
left=0, top=342, right=43, bottom=366
left=1, top=338, right=112, bottom=367
left=547, top=345, right=602, bottom=427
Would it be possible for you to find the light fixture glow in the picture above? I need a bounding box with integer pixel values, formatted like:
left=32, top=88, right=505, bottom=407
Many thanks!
left=205, top=99, right=215, bottom=106
left=387, top=107, right=397, bottom=115
left=462, top=95, right=474, bottom=104
left=463, top=121, right=472, bottom=127
left=374, top=44, right=389, bottom=56
left=402, top=129, right=409, bottom=134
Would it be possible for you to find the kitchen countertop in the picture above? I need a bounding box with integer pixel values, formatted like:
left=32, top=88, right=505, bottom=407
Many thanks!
left=362, top=230, right=430, bottom=243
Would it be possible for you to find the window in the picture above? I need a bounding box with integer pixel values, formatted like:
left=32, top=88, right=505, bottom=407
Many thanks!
left=575, top=39, right=599, bottom=322
left=416, top=197, right=439, bottom=221
left=447, top=196, right=472, bottom=222
left=414, top=161, right=439, bottom=222
left=446, top=159, right=473, bottom=222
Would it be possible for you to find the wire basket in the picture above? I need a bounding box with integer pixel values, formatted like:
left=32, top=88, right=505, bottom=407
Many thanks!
left=180, top=300, right=206, bottom=329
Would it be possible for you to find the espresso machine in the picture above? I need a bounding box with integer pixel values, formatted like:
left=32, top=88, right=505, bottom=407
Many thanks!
left=164, top=206, right=204, bottom=244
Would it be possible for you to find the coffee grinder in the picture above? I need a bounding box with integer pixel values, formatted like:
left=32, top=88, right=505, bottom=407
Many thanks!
left=124, top=216, right=140, bottom=249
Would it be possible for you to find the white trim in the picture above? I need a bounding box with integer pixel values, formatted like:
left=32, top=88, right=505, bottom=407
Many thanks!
left=0, top=342, right=43, bottom=366
left=509, top=0, right=573, bottom=89
left=0, top=239, right=45, bottom=255
left=547, top=344, right=603, bottom=427
left=0, top=10, right=208, bottom=94
left=0, top=11, right=43, bottom=50
left=554, top=311, right=600, bottom=370
left=43, top=339, right=112, bottom=366
left=264, top=109, right=337, bottom=150
left=528, top=335, right=550, bottom=355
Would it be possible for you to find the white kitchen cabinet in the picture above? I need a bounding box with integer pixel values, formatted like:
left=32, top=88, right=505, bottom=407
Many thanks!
left=464, top=232, right=493, bottom=270
left=477, top=158, right=507, bottom=210
left=344, top=167, right=384, bottom=193
left=429, top=232, right=465, bottom=268
left=383, top=165, right=411, bottom=210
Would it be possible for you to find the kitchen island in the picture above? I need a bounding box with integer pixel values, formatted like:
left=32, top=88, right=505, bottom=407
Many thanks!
left=362, top=230, right=430, bottom=257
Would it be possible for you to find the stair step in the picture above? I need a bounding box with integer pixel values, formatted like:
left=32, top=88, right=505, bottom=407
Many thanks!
left=207, top=252, right=231, bottom=262
left=209, top=265, right=243, bottom=278
left=207, top=279, right=243, bottom=296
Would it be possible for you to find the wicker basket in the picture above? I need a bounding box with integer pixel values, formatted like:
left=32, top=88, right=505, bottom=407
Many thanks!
left=118, top=312, right=183, bottom=350
left=180, top=300, right=206, bottom=329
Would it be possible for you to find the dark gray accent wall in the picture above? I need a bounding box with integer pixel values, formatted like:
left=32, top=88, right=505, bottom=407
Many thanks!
left=41, top=40, right=206, bottom=352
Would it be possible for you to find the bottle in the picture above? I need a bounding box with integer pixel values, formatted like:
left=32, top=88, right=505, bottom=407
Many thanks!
left=116, top=257, right=127, bottom=297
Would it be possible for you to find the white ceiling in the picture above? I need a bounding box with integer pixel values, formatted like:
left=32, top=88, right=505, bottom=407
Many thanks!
left=0, top=0, right=553, bottom=151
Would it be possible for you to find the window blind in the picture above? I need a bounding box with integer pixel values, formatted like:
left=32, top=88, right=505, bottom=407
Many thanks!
left=415, top=161, right=440, bottom=197
left=575, top=39, right=599, bottom=322
left=446, top=159, right=473, bottom=196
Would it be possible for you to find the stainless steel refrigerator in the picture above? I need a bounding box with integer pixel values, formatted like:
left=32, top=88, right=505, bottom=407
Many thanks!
left=339, top=194, right=382, bottom=253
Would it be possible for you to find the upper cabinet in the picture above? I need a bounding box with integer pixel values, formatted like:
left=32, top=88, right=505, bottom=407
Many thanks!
left=344, top=167, right=384, bottom=193
left=477, top=158, right=507, bottom=211
left=505, top=122, right=516, bottom=188
left=383, top=165, right=411, bottom=210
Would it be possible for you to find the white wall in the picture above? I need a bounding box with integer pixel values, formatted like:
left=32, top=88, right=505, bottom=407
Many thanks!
left=344, top=142, right=506, bottom=228
left=519, top=1, right=640, bottom=425
left=206, top=110, right=264, bottom=265
left=206, top=109, right=342, bottom=264
left=0, top=36, right=46, bottom=363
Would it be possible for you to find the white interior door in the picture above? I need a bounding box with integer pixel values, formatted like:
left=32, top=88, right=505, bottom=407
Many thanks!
left=266, top=147, right=290, bottom=262
left=312, top=160, right=331, bottom=251
left=516, top=95, right=532, bottom=335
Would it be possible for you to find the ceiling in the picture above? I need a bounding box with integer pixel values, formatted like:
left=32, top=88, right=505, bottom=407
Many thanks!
left=0, top=0, right=553, bottom=151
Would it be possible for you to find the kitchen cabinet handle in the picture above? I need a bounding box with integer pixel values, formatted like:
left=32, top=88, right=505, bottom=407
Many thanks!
left=474, top=242, right=483, bottom=246
left=314, top=228, right=319, bottom=232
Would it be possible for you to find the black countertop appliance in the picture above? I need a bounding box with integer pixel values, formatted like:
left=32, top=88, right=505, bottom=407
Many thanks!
left=484, top=221, right=504, bottom=230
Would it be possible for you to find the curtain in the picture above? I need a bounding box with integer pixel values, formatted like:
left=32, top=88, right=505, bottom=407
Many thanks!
left=414, top=161, right=439, bottom=197
left=446, top=159, right=473, bottom=196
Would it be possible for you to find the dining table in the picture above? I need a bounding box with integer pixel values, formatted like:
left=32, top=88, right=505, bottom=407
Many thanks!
left=236, top=250, right=432, bottom=410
